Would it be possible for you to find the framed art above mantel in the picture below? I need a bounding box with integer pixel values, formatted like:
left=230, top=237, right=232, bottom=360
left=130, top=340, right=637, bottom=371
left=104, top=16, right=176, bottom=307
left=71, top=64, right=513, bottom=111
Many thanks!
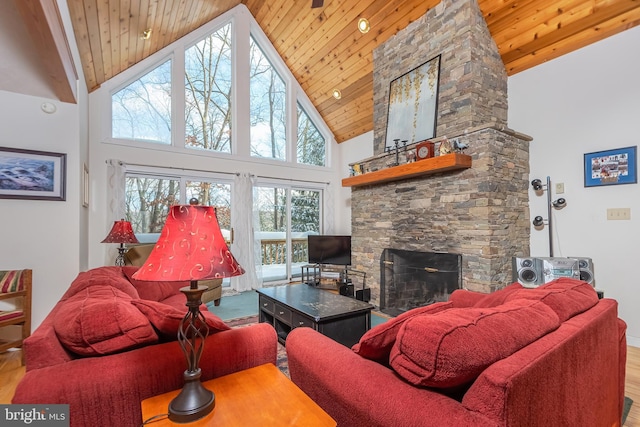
left=384, top=55, right=441, bottom=150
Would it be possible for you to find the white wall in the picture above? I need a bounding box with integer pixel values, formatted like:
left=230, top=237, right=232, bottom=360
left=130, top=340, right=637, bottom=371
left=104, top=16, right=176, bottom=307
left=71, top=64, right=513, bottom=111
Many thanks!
left=509, top=26, right=640, bottom=345
left=0, top=0, right=89, bottom=330
left=0, top=91, right=82, bottom=329
left=335, top=131, right=374, bottom=234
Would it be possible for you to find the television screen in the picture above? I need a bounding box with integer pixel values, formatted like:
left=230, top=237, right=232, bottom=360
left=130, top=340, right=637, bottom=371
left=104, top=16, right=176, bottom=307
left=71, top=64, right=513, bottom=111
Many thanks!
left=308, top=235, right=351, bottom=266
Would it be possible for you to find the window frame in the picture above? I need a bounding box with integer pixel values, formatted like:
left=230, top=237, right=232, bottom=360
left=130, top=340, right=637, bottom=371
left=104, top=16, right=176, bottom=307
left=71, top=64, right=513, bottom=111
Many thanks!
left=100, top=6, right=332, bottom=168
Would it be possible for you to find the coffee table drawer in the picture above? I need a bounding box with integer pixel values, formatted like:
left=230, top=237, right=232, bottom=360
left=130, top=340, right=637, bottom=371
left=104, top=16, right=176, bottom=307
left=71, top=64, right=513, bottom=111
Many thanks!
left=274, top=303, right=291, bottom=323
left=259, top=296, right=274, bottom=314
left=292, top=312, right=313, bottom=329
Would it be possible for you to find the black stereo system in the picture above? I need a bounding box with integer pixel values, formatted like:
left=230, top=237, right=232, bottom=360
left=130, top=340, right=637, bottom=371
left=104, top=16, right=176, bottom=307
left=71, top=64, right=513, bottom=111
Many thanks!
left=512, top=257, right=595, bottom=288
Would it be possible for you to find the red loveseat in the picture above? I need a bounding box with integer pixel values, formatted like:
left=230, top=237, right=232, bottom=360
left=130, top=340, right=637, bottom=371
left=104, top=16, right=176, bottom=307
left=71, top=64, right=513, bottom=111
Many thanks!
left=12, top=266, right=277, bottom=427
left=286, top=278, right=627, bottom=427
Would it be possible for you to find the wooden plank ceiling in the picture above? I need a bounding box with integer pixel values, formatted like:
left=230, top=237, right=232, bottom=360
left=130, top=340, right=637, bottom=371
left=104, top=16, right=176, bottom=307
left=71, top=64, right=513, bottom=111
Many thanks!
left=65, top=0, right=640, bottom=143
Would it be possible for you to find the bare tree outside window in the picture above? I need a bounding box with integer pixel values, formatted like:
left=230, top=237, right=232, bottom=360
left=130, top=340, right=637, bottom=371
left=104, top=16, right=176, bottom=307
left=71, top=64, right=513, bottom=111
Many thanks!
left=297, top=103, right=326, bottom=166
left=125, top=176, right=180, bottom=235
left=112, top=60, right=172, bottom=144
left=250, top=36, right=286, bottom=160
left=186, top=181, right=231, bottom=234
left=185, top=24, right=233, bottom=153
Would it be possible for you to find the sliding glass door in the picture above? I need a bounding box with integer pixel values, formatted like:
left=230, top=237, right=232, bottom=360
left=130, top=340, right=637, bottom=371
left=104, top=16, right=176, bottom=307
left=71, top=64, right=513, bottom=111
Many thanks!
left=254, top=184, right=321, bottom=284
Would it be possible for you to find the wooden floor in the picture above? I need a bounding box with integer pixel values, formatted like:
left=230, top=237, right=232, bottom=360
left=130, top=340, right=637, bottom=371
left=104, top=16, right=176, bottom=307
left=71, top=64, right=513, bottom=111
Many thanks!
left=1, top=346, right=640, bottom=425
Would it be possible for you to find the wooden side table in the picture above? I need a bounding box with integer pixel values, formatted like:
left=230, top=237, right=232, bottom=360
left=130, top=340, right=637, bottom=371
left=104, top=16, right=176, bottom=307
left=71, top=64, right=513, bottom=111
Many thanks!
left=141, top=363, right=336, bottom=426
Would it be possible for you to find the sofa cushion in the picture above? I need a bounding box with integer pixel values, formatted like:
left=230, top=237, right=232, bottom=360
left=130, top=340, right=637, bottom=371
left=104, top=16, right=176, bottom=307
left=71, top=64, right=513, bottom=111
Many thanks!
left=131, top=299, right=230, bottom=340
left=122, top=266, right=188, bottom=302
left=389, top=298, right=560, bottom=388
left=352, top=301, right=453, bottom=363
left=61, top=267, right=140, bottom=301
left=472, top=282, right=524, bottom=308
left=504, top=278, right=598, bottom=322
left=53, top=285, right=158, bottom=356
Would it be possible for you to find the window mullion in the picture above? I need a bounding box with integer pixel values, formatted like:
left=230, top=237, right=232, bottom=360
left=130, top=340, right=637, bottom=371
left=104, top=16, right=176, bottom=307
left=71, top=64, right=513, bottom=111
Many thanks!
left=234, top=14, right=251, bottom=157
left=173, top=49, right=186, bottom=149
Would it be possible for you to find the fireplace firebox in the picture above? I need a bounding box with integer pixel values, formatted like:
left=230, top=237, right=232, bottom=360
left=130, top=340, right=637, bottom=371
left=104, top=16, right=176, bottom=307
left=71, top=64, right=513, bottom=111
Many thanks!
left=380, top=249, right=462, bottom=316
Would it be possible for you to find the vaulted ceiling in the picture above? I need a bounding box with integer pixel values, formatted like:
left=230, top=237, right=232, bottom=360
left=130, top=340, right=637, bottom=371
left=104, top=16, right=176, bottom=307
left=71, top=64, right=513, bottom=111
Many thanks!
left=10, top=0, right=640, bottom=143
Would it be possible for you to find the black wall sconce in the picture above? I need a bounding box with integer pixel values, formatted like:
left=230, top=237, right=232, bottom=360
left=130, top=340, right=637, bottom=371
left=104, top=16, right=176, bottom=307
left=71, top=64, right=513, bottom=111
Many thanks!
left=532, top=177, right=567, bottom=257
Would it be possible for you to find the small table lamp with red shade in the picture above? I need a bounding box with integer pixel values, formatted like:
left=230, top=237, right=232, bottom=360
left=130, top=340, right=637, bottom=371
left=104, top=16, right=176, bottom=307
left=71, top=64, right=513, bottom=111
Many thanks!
left=132, top=200, right=244, bottom=423
left=101, top=219, right=139, bottom=266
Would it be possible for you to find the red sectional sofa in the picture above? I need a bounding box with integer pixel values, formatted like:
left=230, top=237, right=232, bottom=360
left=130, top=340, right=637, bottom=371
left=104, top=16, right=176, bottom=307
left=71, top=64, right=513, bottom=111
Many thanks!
left=286, top=278, right=627, bottom=427
left=12, top=266, right=277, bottom=427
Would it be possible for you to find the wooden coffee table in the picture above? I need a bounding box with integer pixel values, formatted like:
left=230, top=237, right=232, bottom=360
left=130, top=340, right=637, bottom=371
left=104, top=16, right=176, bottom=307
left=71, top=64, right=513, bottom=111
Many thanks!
left=141, top=363, right=336, bottom=426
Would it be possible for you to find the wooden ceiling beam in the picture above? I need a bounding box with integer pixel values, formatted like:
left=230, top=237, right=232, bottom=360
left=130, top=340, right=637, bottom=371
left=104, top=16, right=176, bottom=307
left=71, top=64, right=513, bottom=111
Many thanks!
left=501, top=0, right=640, bottom=64
left=15, top=0, right=78, bottom=103
left=497, top=1, right=594, bottom=54
left=491, top=0, right=588, bottom=47
left=504, top=7, right=640, bottom=75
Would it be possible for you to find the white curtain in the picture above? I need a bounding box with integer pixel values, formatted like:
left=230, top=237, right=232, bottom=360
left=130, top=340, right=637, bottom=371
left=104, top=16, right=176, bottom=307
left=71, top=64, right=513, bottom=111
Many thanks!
left=105, top=159, right=127, bottom=264
left=231, top=173, right=263, bottom=291
left=323, top=182, right=335, bottom=233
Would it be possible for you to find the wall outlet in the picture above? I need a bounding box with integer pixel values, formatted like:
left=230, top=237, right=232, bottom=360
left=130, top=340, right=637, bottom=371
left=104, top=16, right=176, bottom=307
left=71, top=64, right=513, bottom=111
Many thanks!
left=607, top=208, right=631, bottom=220
left=555, top=183, right=564, bottom=194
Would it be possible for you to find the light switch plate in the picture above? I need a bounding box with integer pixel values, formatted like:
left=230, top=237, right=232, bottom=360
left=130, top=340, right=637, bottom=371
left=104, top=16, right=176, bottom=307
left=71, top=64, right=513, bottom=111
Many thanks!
left=607, top=208, right=631, bottom=220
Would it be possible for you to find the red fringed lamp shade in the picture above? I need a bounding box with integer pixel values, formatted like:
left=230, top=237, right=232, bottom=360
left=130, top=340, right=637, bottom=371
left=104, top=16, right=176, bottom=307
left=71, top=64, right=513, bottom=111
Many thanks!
left=101, top=220, right=139, bottom=244
left=102, top=219, right=139, bottom=266
left=132, top=204, right=244, bottom=282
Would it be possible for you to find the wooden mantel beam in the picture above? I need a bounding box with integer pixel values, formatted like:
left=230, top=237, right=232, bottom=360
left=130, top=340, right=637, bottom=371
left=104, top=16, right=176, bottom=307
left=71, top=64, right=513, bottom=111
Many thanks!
left=14, top=0, right=78, bottom=104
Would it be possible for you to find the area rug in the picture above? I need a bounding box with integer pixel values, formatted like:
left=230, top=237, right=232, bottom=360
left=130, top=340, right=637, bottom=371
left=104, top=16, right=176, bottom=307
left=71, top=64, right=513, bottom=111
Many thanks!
left=225, top=315, right=289, bottom=378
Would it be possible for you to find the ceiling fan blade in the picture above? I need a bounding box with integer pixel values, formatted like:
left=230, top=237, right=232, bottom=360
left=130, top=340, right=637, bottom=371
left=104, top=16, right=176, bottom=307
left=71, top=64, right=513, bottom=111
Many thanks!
left=312, top=0, right=324, bottom=8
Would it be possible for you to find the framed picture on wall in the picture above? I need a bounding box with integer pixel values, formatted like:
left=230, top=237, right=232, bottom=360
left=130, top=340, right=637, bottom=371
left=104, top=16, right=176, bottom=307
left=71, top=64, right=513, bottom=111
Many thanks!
left=385, top=55, right=441, bottom=150
left=584, top=146, right=637, bottom=187
left=0, top=147, right=67, bottom=201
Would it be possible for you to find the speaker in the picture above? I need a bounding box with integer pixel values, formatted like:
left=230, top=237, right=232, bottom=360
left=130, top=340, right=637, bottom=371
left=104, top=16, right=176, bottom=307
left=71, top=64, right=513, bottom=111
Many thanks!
left=569, top=257, right=595, bottom=286
left=512, top=257, right=544, bottom=287
left=539, top=257, right=580, bottom=284
left=339, top=283, right=354, bottom=297
left=356, top=288, right=371, bottom=302
left=512, top=256, right=594, bottom=288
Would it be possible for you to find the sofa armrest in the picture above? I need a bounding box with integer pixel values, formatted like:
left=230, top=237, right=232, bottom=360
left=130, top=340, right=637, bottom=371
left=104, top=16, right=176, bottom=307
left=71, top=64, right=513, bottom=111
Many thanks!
left=286, top=327, right=493, bottom=427
left=14, top=323, right=277, bottom=427
left=448, top=288, right=485, bottom=307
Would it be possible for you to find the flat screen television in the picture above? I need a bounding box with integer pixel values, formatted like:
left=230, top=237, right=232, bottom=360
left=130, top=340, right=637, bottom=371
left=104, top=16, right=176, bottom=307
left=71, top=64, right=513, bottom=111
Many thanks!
left=308, top=235, right=351, bottom=266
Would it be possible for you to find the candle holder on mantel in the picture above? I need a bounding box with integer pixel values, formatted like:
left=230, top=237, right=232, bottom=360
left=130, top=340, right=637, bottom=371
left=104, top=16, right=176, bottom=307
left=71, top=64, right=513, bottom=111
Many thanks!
left=385, top=139, right=407, bottom=166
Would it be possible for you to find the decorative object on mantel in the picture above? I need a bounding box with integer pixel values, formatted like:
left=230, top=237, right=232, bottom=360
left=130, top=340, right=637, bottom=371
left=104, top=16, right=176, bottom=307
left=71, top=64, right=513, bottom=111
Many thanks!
left=385, top=139, right=407, bottom=166
left=385, top=55, right=441, bottom=150
left=405, top=149, right=416, bottom=163
left=583, top=146, right=637, bottom=187
left=342, top=153, right=471, bottom=188
left=439, top=138, right=452, bottom=155
left=531, top=177, right=567, bottom=257
left=416, top=141, right=435, bottom=160
left=453, top=139, right=469, bottom=153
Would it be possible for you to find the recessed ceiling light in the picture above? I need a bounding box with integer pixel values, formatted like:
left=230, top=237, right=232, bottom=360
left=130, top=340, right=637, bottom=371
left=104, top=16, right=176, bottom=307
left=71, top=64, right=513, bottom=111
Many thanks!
left=358, top=18, right=370, bottom=34
left=141, top=29, right=152, bottom=40
left=332, top=89, right=342, bottom=100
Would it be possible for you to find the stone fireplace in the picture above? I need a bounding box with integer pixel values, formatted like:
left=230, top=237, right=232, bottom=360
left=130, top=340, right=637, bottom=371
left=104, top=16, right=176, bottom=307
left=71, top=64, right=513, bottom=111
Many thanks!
left=349, top=0, right=531, bottom=308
